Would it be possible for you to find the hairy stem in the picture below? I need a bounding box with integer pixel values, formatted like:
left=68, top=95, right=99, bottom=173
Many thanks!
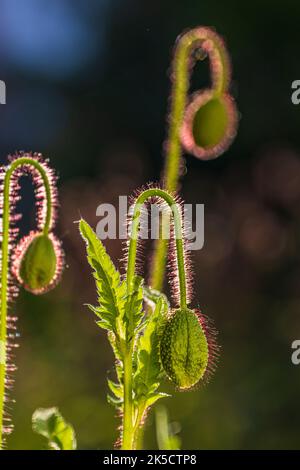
left=0, top=157, right=52, bottom=449
left=122, top=188, right=188, bottom=449
left=122, top=347, right=134, bottom=449
left=150, top=27, right=229, bottom=291
left=127, top=188, right=187, bottom=309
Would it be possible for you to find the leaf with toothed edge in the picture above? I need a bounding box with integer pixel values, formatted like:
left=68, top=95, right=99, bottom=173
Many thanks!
left=107, top=378, right=124, bottom=409
left=79, top=219, right=126, bottom=349
left=80, top=219, right=128, bottom=412
left=124, top=275, right=144, bottom=342
left=107, top=378, right=123, bottom=399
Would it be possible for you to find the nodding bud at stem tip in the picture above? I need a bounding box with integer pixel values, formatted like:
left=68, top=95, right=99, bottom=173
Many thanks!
left=160, top=307, right=218, bottom=390
left=180, top=89, right=238, bottom=160
left=12, top=231, right=64, bottom=294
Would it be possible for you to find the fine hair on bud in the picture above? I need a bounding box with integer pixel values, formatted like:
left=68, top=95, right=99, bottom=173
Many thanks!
left=160, top=307, right=218, bottom=390
left=180, top=89, right=238, bottom=160
left=169, top=27, right=239, bottom=161
left=12, top=231, right=64, bottom=295
left=0, top=151, right=64, bottom=448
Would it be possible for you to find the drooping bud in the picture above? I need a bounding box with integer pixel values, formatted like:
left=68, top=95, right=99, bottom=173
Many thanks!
left=160, top=307, right=217, bottom=390
left=180, top=89, right=238, bottom=160
left=12, top=231, right=64, bottom=294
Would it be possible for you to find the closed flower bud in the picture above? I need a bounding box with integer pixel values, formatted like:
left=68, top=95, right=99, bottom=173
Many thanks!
left=160, top=307, right=216, bottom=390
left=181, top=89, right=238, bottom=160
left=12, top=231, right=64, bottom=294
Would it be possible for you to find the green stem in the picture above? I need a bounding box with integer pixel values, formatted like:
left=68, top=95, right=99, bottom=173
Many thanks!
left=0, top=157, right=52, bottom=449
left=127, top=188, right=187, bottom=309
left=122, top=188, right=188, bottom=450
left=150, top=27, right=229, bottom=291
left=132, top=402, right=146, bottom=450
left=122, top=347, right=134, bottom=449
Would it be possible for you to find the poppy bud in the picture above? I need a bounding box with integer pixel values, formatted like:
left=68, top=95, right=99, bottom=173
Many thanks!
left=12, top=231, right=64, bottom=294
left=160, top=307, right=216, bottom=390
left=180, top=89, right=238, bottom=160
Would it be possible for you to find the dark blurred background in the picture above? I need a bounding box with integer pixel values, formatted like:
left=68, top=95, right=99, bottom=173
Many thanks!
left=1, top=0, right=300, bottom=449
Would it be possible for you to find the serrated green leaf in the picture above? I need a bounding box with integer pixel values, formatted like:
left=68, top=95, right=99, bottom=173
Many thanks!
left=107, top=378, right=123, bottom=399
left=32, top=407, right=76, bottom=450
left=79, top=219, right=126, bottom=342
left=107, top=394, right=123, bottom=408
left=125, top=275, right=144, bottom=341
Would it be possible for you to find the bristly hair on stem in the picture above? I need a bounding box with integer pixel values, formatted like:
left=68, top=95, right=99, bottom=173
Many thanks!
left=79, top=25, right=238, bottom=450
left=150, top=26, right=238, bottom=293
left=80, top=185, right=216, bottom=449
left=0, top=152, right=64, bottom=449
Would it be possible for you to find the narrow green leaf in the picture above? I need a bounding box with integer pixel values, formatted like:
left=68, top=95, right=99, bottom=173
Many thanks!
left=32, top=407, right=76, bottom=450
left=134, top=288, right=169, bottom=401
left=146, top=392, right=170, bottom=408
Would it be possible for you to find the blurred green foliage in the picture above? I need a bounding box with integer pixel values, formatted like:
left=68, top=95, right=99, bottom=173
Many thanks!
left=32, top=407, right=76, bottom=450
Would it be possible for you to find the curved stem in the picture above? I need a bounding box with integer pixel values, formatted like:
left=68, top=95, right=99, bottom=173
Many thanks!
left=0, top=157, right=53, bottom=449
left=122, top=188, right=188, bottom=449
left=150, top=27, right=229, bottom=291
left=127, top=188, right=187, bottom=309
left=122, top=188, right=188, bottom=450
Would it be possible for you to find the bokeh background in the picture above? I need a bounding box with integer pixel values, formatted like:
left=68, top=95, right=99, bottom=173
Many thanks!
left=1, top=0, right=300, bottom=449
